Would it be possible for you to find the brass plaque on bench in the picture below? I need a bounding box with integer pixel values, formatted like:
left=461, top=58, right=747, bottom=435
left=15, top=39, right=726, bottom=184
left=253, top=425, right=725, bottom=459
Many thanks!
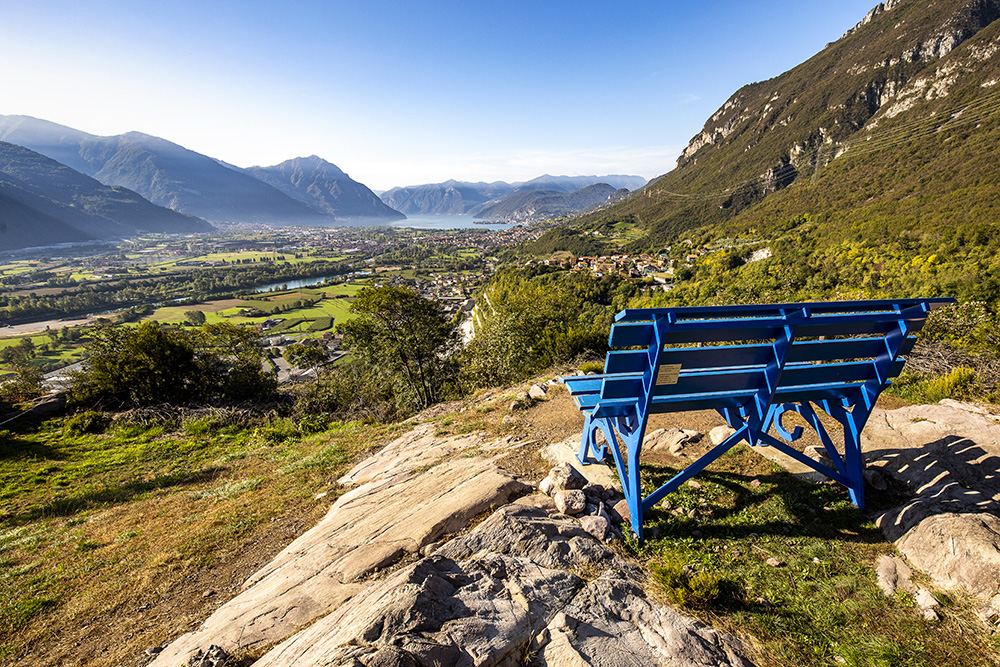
left=655, top=363, right=682, bottom=386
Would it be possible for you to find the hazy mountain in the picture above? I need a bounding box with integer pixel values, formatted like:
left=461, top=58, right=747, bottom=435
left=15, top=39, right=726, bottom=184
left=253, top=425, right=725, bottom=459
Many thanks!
left=0, top=141, right=212, bottom=252
left=513, top=174, right=647, bottom=194
left=0, top=116, right=361, bottom=225
left=381, top=175, right=645, bottom=216
left=476, top=183, right=626, bottom=222
left=247, top=156, right=404, bottom=221
left=379, top=180, right=517, bottom=215
left=579, top=0, right=1000, bottom=244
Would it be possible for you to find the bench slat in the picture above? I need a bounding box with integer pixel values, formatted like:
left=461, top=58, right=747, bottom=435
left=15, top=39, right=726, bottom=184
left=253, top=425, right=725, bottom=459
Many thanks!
left=603, top=336, right=917, bottom=373
left=616, top=298, right=952, bottom=322
left=598, top=359, right=906, bottom=400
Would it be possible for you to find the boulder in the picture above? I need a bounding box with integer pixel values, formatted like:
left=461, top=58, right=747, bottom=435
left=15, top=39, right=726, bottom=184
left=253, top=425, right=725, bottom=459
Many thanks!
left=863, top=402, right=1000, bottom=607
left=645, top=428, right=702, bottom=455
left=150, top=426, right=530, bottom=667
left=875, top=555, right=916, bottom=597
left=544, top=462, right=588, bottom=493
left=710, top=425, right=737, bottom=445
left=555, top=489, right=588, bottom=515
left=529, top=383, right=548, bottom=399
left=256, top=504, right=753, bottom=667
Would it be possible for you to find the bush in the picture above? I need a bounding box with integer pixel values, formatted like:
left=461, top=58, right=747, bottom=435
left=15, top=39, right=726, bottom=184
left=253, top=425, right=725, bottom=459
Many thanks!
left=69, top=321, right=276, bottom=409
left=649, top=560, right=742, bottom=610
left=65, top=410, right=110, bottom=435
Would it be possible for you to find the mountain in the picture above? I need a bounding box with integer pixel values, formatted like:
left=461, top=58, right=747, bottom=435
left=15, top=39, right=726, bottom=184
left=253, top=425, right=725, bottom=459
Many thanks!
left=0, top=141, right=212, bottom=252
left=246, top=156, right=404, bottom=221
left=380, top=175, right=646, bottom=216
left=513, top=174, right=647, bottom=194
left=580, top=0, right=1000, bottom=245
left=0, top=116, right=379, bottom=225
left=476, top=183, right=627, bottom=222
left=379, top=180, right=516, bottom=215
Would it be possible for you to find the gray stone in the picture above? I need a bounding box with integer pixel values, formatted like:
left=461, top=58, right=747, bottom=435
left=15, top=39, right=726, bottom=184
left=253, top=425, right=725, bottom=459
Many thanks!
left=437, top=504, right=615, bottom=572
left=149, top=426, right=529, bottom=667
left=533, top=573, right=754, bottom=667
left=555, top=489, right=588, bottom=515
left=875, top=555, right=916, bottom=597
left=580, top=515, right=610, bottom=541
left=529, top=383, right=548, bottom=399
left=645, top=428, right=703, bottom=455
left=863, top=402, right=1000, bottom=607
left=710, top=425, right=737, bottom=445
left=915, top=588, right=940, bottom=610
left=864, top=468, right=888, bottom=491
left=546, top=462, right=588, bottom=492
left=539, top=476, right=556, bottom=496
left=253, top=554, right=582, bottom=667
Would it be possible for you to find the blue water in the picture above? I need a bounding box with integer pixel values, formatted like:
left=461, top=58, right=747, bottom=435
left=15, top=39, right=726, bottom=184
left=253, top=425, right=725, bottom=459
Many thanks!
left=388, top=214, right=512, bottom=230
left=250, top=272, right=371, bottom=294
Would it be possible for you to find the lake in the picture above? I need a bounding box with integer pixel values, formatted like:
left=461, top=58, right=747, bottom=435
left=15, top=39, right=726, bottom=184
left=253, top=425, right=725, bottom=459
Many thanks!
left=387, top=214, right=513, bottom=230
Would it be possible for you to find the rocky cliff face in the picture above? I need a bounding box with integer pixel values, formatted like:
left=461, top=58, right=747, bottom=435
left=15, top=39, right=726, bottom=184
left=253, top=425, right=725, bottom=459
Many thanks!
left=678, top=0, right=1000, bottom=176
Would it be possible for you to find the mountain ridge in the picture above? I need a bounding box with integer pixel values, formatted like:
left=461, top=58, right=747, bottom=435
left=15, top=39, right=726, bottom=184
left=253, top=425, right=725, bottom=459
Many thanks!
left=0, top=140, right=212, bottom=252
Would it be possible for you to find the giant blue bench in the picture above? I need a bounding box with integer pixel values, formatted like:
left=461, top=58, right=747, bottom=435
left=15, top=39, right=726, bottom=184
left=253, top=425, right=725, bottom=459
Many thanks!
left=560, top=298, right=954, bottom=540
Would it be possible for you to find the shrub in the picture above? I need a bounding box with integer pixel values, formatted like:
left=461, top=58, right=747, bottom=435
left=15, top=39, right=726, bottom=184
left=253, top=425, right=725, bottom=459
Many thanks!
left=65, top=410, right=110, bottom=435
left=649, top=560, right=742, bottom=610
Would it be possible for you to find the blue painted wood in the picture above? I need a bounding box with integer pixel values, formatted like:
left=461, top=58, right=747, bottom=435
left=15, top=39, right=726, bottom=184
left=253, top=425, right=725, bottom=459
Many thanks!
left=559, top=297, right=955, bottom=540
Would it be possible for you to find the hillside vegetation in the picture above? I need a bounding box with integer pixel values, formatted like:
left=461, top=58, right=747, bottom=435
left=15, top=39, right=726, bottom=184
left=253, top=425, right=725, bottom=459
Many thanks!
left=572, top=0, right=1000, bottom=312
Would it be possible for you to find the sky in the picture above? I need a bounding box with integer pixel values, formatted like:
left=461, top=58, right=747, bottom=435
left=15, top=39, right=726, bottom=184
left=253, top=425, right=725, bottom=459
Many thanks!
left=0, top=1, right=881, bottom=191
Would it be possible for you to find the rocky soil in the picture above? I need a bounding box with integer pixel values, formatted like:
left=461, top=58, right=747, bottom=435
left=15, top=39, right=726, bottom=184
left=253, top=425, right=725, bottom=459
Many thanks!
left=135, top=383, right=1000, bottom=666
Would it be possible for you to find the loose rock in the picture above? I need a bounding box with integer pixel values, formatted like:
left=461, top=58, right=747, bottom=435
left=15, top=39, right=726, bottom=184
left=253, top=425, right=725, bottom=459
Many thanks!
left=554, top=489, right=587, bottom=515
left=528, top=384, right=547, bottom=399
left=543, top=462, right=588, bottom=493
left=710, top=425, right=737, bottom=445
left=580, top=514, right=610, bottom=541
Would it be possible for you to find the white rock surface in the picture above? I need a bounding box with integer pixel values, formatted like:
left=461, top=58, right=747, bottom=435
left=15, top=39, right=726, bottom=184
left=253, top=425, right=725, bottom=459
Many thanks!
left=150, top=426, right=529, bottom=667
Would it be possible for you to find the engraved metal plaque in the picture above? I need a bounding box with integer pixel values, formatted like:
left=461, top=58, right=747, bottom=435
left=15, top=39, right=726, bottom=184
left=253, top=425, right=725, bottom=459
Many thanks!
left=655, top=363, right=681, bottom=386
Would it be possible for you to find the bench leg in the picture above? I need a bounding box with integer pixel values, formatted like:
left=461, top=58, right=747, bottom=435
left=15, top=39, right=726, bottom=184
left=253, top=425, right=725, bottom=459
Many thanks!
left=844, top=424, right=865, bottom=510
left=577, top=415, right=608, bottom=465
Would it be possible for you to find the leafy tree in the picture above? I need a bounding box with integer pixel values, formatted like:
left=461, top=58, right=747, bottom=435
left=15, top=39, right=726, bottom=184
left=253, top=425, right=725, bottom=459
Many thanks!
left=184, top=310, right=207, bottom=326
left=69, top=321, right=275, bottom=408
left=338, top=285, right=458, bottom=411
left=194, top=322, right=277, bottom=402
left=283, top=343, right=329, bottom=369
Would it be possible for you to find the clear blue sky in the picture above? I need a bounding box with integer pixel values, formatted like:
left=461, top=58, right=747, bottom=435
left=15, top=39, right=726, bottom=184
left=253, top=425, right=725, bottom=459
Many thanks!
left=0, top=1, right=878, bottom=191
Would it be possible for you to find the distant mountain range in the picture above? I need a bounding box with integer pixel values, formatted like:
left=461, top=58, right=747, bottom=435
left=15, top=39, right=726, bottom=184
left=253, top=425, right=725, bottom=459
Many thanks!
left=476, top=183, right=628, bottom=222
left=379, top=174, right=647, bottom=218
left=0, top=140, right=211, bottom=251
left=246, top=156, right=403, bottom=221
left=0, top=115, right=406, bottom=251
left=0, top=113, right=648, bottom=252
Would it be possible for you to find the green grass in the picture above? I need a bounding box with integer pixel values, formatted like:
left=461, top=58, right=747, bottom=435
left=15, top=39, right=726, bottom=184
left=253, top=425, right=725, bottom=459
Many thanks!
left=632, top=445, right=1000, bottom=666
left=0, top=412, right=395, bottom=664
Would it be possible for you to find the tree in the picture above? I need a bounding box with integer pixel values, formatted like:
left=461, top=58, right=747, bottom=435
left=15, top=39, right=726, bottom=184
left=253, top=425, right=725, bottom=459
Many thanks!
left=69, top=321, right=275, bottom=408
left=338, top=285, right=458, bottom=411
left=283, top=343, right=329, bottom=369
left=184, top=310, right=207, bottom=326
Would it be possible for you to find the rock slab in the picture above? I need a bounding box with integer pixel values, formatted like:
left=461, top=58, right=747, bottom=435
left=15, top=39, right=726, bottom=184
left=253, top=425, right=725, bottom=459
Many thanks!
left=256, top=504, right=754, bottom=667
left=150, top=426, right=529, bottom=667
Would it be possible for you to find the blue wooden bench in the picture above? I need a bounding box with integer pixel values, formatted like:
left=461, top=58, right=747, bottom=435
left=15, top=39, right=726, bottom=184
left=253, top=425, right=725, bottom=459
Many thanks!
left=560, top=298, right=954, bottom=540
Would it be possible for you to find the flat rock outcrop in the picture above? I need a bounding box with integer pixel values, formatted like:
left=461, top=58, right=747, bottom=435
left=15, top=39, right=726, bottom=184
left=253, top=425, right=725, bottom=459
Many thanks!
left=256, top=504, right=753, bottom=667
left=862, top=401, right=1000, bottom=616
left=151, top=421, right=753, bottom=667
left=150, top=426, right=530, bottom=666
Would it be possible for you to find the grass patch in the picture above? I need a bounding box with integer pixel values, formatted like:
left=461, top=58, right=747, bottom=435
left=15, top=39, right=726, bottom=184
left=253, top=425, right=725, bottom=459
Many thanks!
left=0, top=412, right=394, bottom=664
left=633, top=445, right=1000, bottom=666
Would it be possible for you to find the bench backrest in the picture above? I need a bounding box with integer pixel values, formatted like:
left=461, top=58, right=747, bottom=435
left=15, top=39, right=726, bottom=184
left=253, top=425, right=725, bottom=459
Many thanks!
left=595, top=298, right=953, bottom=416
